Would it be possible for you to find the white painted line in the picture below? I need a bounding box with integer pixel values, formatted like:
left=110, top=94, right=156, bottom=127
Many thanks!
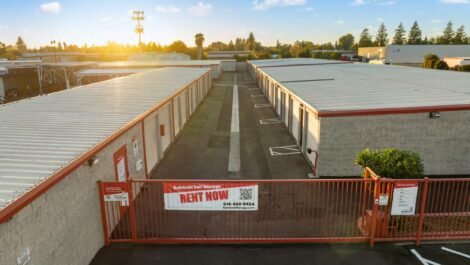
left=251, top=94, right=264, bottom=98
left=411, top=249, right=441, bottom=265
left=254, top=104, right=271, bottom=108
left=228, top=73, right=240, bottom=175
left=441, top=247, right=470, bottom=259
left=269, top=145, right=302, bottom=156
left=259, top=118, right=282, bottom=125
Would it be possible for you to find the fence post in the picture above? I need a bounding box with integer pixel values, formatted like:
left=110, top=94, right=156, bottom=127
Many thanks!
left=361, top=168, right=370, bottom=223
left=127, top=178, right=138, bottom=241
left=416, top=177, right=429, bottom=246
left=97, top=181, right=110, bottom=246
left=369, top=178, right=381, bottom=247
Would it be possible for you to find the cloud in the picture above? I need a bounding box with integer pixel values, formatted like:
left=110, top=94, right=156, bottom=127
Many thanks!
left=439, top=0, right=469, bottom=4
left=334, top=20, right=345, bottom=26
left=100, top=17, right=112, bottom=23
left=156, top=5, right=182, bottom=14
left=303, top=7, right=315, bottom=12
left=40, top=2, right=62, bottom=14
left=379, top=1, right=397, bottom=5
left=188, top=2, right=212, bottom=16
left=351, top=0, right=397, bottom=7
left=350, top=0, right=366, bottom=6
left=253, top=0, right=306, bottom=11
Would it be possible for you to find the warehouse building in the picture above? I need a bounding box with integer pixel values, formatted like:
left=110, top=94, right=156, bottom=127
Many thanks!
left=97, top=60, right=231, bottom=79
left=248, top=58, right=470, bottom=177
left=0, top=63, right=42, bottom=103
left=0, top=67, right=213, bottom=264
left=74, top=68, right=150, bottom=85
left=358, top=45, right=470, bottom=65
left=444, top=57, right=470, bottom=68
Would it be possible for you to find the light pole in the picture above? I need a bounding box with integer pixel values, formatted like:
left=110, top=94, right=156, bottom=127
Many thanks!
left=50, top=40, right=57, bottom=63
left=132, top=11, right=145, bottom=48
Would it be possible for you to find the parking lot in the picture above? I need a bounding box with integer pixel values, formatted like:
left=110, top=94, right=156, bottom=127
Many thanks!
left=91, top=242, right=470, bottom=265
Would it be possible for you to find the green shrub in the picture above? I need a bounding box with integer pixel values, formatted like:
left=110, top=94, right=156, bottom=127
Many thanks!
left=457, top=64, right=470, bottom=72
left=355, top=148, right=424, bottom=179
left=422, top=53, right=449, bottom=70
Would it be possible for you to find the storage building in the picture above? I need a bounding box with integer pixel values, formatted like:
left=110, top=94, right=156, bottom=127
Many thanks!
left=358, top=45, right=470, bottom=65
left=97, top=60, right=227, bottom=79
left=0, top=67, right=214, bottom=264
left=248, top=58, right=470, bottom=177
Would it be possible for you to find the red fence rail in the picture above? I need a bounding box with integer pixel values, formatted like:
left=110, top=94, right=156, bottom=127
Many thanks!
left=98, top=172, right=470, bottom=246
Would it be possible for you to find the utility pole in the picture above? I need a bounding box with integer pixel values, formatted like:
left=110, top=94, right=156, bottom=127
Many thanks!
left=132, top=11, right=144, bottom=47
left=50, top=40, right=57, bottom=63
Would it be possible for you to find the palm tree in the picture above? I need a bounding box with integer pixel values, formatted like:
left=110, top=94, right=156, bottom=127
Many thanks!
left=195, top=33, right=205, bottom=60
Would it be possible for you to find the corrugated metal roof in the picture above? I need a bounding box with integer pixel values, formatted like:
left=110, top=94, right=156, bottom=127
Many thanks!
left=251, top=59, right=470, bottom=113
left=97, top=60, right=223, bottom=68
left=75, top=68, right=150, bottom=76
left=0, top=67, right=210, bottom=210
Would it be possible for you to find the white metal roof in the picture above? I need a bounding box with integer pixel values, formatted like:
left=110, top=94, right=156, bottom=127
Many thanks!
left=0, top=67, right=210, bottom=210
left=251, top=59, right=470, bottom=113
left=97, top=60, right=223, bottom=68
left=75, top=68, right=150, bottom=77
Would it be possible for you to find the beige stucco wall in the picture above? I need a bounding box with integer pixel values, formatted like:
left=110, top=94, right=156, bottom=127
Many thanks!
left=316, top=111, right=470, bottom=176
left=0, top=124, right=145, bottom=265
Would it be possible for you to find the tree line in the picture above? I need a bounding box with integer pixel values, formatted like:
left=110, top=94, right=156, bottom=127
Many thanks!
left=359, top=20, right=469, bottom=47
left=1, top=20, right=469, bottom=60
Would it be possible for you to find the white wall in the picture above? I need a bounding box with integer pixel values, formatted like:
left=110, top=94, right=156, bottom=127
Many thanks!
left=305, top=111, right=320, bottom=170
left=144, top=111, right=159, bottom=174
left=386, top=45, right=470, bottom=64
left=159, top=103, right=172, bottom=153
left=222, top=61, right=236, bottom=72
left=0, top=77, right=5, bottom=100
left=173, top=95, right=181, bottom=136
left=291, top=100, right=300, bottom=143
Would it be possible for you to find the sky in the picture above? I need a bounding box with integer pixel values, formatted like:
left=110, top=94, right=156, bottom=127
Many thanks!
left=1, top=0, right=470, bottom=48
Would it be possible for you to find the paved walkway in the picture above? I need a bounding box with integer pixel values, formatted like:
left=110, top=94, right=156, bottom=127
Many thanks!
left=151, top=71, right=311, bottom=179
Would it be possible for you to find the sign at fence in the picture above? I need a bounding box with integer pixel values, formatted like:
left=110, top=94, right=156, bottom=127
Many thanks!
left=103, top=182, right=129, bottom=206
left=163, top=182, right=258, bottom=211
left=391, top=181, right=419, bottom=216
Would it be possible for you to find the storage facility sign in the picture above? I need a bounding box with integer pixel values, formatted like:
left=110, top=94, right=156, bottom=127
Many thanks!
left=391, top=181, right=419, bottom=216
left=163, top=182, right=258, bottom=211
left=103, top=182, right=129, bottom=206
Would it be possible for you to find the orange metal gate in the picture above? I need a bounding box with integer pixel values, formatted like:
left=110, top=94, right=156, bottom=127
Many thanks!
left=98, top=171, right=470, bottom=246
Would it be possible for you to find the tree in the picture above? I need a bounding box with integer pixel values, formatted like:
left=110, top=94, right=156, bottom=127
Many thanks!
left=440, top=21, right=455, bottom=44
left=0, top=41, right=20, bottom=59
left=337, top=34, right=355, bottom=50
left=207, top=41, right=227, bottom=51
left=408, top=21, right=422, bottom=45
left=167, top=40, right=188, bottom=53
left=392, top=23, right=406, bottom=45
left=234, top=38, right=246, bottom=51
left=15, top=37, right=27, bottom=52
left=245, top=32, right=256, bottom=51
left=194, top=33, right=205, bottom=60
left=289, top=41, right=313, bottom=57
left=453, top=25, right=466, bottom=45
left=358, top=28, right=373, bottom=47
left=227, top=40, right=235, bottom=50
left=375, top=23, right=388, bottom=47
